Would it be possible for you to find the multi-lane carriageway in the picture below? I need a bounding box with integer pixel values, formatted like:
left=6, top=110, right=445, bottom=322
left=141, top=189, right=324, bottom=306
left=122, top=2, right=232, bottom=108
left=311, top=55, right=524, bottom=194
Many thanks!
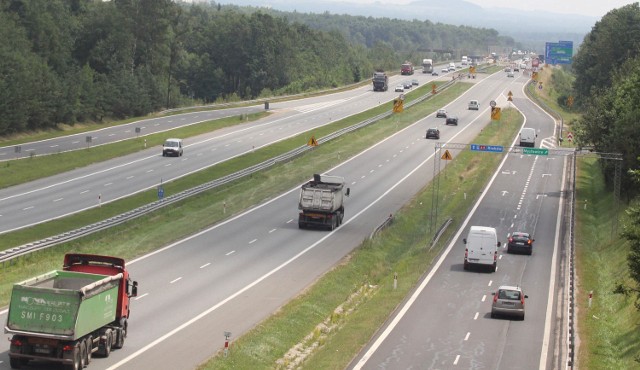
left=0, top=67, right=570, bottom=370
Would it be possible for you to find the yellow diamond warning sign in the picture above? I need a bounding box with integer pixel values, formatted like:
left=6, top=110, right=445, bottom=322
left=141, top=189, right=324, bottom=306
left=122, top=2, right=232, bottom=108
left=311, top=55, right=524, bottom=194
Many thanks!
left=441, top=149, right=453, bottom=160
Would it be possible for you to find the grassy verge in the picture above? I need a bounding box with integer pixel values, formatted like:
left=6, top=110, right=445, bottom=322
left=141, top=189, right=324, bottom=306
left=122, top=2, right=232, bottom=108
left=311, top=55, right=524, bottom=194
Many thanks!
left=0, top=81, right=471, bottom=305
left=528, top=67, right=640, bottom=367
left=198, top=108, right=523, bottom=369
left=0, top=112, right=270, bottom=189
left=574, top=158, right=640, bottom=369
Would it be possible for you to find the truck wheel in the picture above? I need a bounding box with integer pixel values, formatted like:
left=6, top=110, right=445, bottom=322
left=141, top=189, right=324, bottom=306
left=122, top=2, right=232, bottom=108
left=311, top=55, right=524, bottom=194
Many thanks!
left=84, top=336, right=93, bottom=364
left=114, top=324, right=126, bottom=349
left=98, top=329, right=112, bottom=357
left=63, top=347, right=81, bottom=370
left=79, top=341, right=87, bottom=369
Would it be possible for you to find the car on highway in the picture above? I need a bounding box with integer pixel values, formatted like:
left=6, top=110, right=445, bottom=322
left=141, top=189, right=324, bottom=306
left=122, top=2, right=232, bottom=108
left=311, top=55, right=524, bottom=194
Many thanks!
left=403, top=81, right=413, bottom=89
left=162, top=138, right=183, bottom=157
left=425, top=128, right=440, bottom=140
left=507, top=71, right=515, bottom=78
left=445, top=116, right=458, bottom=125
left=411, top=79, right=419, bottom=86
left=513, top=66, right=520, bottom=72
left=394, top=85, right=404, bottom=92
left=431, top=71, right=439, bottom=76
left=436, top=108, right=447, bottom=118
left=468, top=100, right=480, bottom=110
left=491, top=285, right=528, bottom=320
left=507, top=232, right=534, bottom=255
left=441, top=67, right=449, bottom=73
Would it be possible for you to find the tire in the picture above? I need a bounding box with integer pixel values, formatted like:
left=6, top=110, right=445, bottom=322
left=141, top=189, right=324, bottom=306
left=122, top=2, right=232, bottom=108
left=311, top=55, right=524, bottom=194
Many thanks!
left=114, top=323, right=126, bottom=349
left=79, top=341, right=87, bottom=369
left=84, top=336, right=93, bottom=365
left=98, top=329, right=112, bottom=357
left=63, top=346, right=81, bottom=370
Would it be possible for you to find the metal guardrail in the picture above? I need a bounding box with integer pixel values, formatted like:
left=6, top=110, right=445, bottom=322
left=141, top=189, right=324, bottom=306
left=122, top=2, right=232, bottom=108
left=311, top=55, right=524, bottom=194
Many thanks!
left=369, top=214, right=394, bottom=240
left=430, top=218, right=452, bottom=250
left=1, top=78, right=462, bottom=265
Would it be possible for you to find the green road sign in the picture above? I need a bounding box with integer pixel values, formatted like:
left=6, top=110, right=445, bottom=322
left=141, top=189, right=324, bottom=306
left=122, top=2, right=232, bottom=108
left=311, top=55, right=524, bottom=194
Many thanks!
left=523, top=148, right=549, bottom=156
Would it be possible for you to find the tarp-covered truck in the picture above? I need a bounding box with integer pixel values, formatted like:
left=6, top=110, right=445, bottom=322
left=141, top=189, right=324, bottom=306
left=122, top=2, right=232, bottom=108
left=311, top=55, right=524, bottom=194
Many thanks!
left=298, top=174, right=350, bottom=230
left=5, top=254, right=138, bottom=370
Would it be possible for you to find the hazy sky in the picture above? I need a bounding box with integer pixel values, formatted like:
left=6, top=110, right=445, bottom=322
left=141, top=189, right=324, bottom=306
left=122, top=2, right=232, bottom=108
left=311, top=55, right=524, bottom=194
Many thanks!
left=323, top=0, right=639, bottom=18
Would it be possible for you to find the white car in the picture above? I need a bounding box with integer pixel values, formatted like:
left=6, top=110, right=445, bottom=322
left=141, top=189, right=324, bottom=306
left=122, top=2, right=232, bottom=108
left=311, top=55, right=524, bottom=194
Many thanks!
left=162, top=138, right=183, bottom=157
left=394, top=85, right=404, bottom=92
left=441, top=67, right=449, bottom=73
left=468, top=100, right=480, bottom=110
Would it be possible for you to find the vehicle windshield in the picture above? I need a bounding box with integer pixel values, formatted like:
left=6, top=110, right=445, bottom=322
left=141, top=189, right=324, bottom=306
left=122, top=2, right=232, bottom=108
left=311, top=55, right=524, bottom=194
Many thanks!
left=499, top=290, right=521, bottom=300
left=165, top=141, right=179, bottom=147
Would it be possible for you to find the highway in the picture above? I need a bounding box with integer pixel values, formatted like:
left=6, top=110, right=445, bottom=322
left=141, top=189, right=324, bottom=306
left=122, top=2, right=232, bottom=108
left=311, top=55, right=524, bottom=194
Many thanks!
left=0, top=66, right=455, bottom=235
left=350, top=79, right=568, bottom=369
left=0, top=69, right=550, bottom=370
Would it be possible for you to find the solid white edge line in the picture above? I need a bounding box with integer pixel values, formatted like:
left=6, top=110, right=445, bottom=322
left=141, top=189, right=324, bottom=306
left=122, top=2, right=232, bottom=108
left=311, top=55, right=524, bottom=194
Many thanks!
left=539, top=155, right=567, bottom=369
left=353, top=121, right=517, bottom=369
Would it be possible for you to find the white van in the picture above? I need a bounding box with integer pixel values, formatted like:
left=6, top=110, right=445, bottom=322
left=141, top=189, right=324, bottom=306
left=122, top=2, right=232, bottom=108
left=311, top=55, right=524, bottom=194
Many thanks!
left=448, top=62, right=456, bottom=71
left=468, top=100, right=479, bottom=110
left=463, top=226, right=500, bottom=272
left=519, top=128, right=537, bottom=147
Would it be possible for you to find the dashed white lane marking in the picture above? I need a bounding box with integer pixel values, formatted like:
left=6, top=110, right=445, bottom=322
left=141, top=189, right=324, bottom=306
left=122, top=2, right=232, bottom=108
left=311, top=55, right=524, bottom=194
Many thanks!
left=170, top=277, right=182, bottom=284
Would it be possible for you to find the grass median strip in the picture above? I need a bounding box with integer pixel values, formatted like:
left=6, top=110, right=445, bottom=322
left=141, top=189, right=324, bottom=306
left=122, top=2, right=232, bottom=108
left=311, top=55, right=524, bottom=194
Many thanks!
left=199, top=108, right=523, bottom=369
left=0, top=81, right=470, bottom=305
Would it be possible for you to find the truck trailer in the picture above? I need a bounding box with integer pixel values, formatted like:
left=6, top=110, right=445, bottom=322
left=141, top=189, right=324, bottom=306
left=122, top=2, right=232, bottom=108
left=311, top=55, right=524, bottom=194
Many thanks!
left=422, top=59, right=433, bottom=73
left=298, top=174, right=350, bottom=230
left=5, top=254, right=138, bottom=370
left=372, top=71, right=388, bottom=91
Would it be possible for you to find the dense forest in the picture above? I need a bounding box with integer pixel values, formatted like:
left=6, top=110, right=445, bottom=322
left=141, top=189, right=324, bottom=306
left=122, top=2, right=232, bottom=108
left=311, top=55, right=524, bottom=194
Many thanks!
left=569, top=4, right=640, bottom=301
left=0, top=0, right=518, bottom=136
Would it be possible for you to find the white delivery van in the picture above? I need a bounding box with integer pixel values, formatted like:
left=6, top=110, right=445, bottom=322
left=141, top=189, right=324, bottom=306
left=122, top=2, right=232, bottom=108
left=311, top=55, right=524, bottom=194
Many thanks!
left=463, top=226, right=500, bottom=272
left=519, top=128, right=537, bottom=147
left=468, top=100, right=479, bottom=110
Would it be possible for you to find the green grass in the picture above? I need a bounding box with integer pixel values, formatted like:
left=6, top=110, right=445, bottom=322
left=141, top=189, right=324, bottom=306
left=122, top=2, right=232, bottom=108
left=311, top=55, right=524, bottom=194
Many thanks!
left=0, top=112, right=270, bottom=189
left=574, top=159, right=640, bottom=369
left=198, top=108, right=523, bottom=369
left=527, top=67, right=640, bottom=368
left=0, top=81, right=472, bottom=305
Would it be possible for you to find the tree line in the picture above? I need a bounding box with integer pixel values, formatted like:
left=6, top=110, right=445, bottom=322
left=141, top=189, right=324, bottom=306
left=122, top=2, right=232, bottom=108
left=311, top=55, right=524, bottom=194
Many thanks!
left=570, top=4, right=640, bottom=305
left=0, top=0, right=518, bottom=136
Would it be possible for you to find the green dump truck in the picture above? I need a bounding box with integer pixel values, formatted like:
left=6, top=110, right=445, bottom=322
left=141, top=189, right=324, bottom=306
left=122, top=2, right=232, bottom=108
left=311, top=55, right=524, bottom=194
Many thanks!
left=5, top=254, right=138, bottom=370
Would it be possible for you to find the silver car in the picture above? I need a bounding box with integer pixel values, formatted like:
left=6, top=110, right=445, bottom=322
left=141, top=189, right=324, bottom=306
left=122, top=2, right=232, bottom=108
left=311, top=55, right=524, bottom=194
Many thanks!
left=491, top=285, right=527, bottom=320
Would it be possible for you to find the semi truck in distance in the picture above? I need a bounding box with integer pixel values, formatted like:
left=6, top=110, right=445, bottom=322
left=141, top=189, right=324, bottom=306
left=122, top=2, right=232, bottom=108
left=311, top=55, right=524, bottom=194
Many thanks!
left=298, top=174, right=350, bottom=230
left=401, top=61, right=414, bottom=75
left=422, top=59, right=433, bottom=73
left=372, top=71, right=388, bottom=91
left=5, top=254, right=138, bottom=370
left=461, top=56, right=468, bottom=65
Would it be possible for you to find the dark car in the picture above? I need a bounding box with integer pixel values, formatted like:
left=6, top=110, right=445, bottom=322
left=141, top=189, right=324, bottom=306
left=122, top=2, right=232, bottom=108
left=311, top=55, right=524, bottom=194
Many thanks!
left=445, top=116, right=458, bottom=125
left=411, top=79, right=419, bottom=86
left=403, top=81, right=413, bottom=89
left=507, top=232, right=534, bottom=255
left=431, top=71, right=439, bottom=76
left=426, top=128, right=440, bottom=139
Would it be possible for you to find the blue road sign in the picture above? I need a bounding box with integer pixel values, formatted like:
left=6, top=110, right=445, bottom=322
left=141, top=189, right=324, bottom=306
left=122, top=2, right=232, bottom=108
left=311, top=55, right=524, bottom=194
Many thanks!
left=545, top=41, right=573, bottom=65
left=471, top=144, right=504, bottom=153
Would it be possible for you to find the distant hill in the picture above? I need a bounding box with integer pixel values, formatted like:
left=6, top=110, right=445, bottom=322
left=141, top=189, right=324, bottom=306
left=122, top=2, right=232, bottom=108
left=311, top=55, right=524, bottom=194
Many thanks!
left=215, top=0, right=597, bottom=51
